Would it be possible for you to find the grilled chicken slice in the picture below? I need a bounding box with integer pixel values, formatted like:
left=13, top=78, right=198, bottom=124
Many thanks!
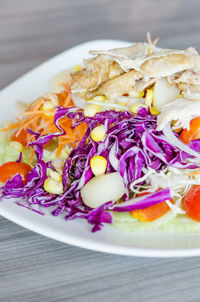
left=72, top=55, right=123, bottom=91
left=86, top=70, right=142, bottom=99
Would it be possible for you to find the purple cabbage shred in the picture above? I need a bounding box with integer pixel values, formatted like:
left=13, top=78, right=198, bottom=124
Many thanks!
left=1, top=107, right=200, bottom=232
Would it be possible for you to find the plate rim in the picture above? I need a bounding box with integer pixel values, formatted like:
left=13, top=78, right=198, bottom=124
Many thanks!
left=2, top=203, right=200, bottom=258
left=0, top=39, right=131, bottom=94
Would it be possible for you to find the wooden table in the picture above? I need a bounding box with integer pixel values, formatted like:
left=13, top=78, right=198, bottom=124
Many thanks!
left=1, top=1, right=200, bottom=301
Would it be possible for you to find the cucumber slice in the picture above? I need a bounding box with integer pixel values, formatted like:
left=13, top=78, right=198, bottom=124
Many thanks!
left=113, top=211, right=200, bottom=233
left=113, top=211, right=176, bottom=232
left=162, top=215, right=200, bottom=233
left=4, top=145, right=20, bottom=163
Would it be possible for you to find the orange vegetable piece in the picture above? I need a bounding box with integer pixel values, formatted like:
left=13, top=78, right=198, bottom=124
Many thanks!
left=183, top=185, right=200, bottom=221
left=180, top=117, right=200, bottom=144
left=11, top=128, right=29, bottom=147
left=130, top=191, right=172, bottom=222
left=0, top=162, right=32, bottom=184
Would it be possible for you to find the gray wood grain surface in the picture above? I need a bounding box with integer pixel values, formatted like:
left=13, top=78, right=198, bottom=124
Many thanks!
left=1, top=0, right=200, bottom=301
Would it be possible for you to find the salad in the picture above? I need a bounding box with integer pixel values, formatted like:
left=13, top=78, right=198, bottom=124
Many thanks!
left=1, top=35, right=200, bottom=233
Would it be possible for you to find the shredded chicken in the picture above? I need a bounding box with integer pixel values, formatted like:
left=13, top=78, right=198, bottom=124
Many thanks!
left=134, top=78, right=157, bottom=92
left=140, top=53, right=200, bottom=78
left=89, top=45, right=200, bottom=76
left=71, top=38, right=200, bottom=100
left=86, top=70, right=142, bottom=100
left=182, top=85, right=200, bottom=100
left=173, top=70, right=200, bottom=86
left=72, top=55, right=123, bottom=91
left=157, top=98, right=200, bottom=130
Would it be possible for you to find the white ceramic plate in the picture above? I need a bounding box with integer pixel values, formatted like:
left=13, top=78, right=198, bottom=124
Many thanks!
left=1, top=39, right=200, bottom=258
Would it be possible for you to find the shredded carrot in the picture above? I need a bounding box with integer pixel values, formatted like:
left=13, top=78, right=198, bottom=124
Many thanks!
left=57, top=84, right=74, bottom=107
left=55, top=119, right=87, bottom=156
left=19, top=111, right=48, bottom=117
left=56, top=141, right=64, bottom=156
left=0, top=122, right=21, bottom=132
left=1, top=85, right=87, bottom=156
left=32, top=97, right=46, bottom=110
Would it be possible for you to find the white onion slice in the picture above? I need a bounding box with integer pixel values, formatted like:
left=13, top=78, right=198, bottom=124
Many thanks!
left=163, top=122, right=200, bottom=160
left=108, top=143, right=119, bottom=170
left=71, top=93, right=87, bottom=109
left=88, top=100, right=127, bottom=110
left=153, top=78, right=179, bottom=111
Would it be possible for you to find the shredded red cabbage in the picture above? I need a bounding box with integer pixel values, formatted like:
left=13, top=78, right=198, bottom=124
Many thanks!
left=112, top=188, right=172, bottom=212
left=1, top=107, right=200, bottom=232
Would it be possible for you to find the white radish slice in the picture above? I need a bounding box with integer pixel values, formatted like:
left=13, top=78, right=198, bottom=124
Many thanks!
left=153, top=78, right=180, bottom=111
left=51, top=69, right=73, bottom=92
left=80, top=172, right=125, bottom=208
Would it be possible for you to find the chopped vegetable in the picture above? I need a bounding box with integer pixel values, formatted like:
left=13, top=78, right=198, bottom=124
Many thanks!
left=90, top=156, right=107, bottom=176
left=9, top=141, right=24, bottom=152
left=129, top=103, right=145, bottom=114
left=84, top=104, right=101, bottom=117
left=90, top=125, right=106, bottom=142
left=130, top=201, right=171, bottom=221
left=0, top=162, right=32, bottom=184
left=11, top=128, right=29, bottom=147
left=112, top=188, right=172, bottom=212
left=44, top=178, right=63, bottom=195
left=153, top=78, right=179, bottom=112
left=130, top=192, right=172, bottom=222
left=180, top=117, right=200, bottom=144
left=183, top=185, right=200, bottom=221
left=145, top=88, right=154, bottom=107
left=80, top=172, right=125, bottom=208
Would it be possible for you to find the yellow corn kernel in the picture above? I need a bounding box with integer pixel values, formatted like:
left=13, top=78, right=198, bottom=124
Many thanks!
left=129, top=90, right=144, bottom=98
left=129, top=103, right=145, bottom=114
left=90, top=156, right=107, bottom=176
left=130, top=210, right=147, bottom=221
left=73, top=65, right=83, bottom=72
left=92, top=95, right=107, bottom=102
left=84, top=104, right=101, bottom=117
left=44, top=178, right=63, bottom=195
left=91, top=125, right=106, bottom=142
left=42, top=101, right=54, bottom=117
left=9, top=141, right=24, bottom=152
left=145, top=88, right=154, bottom=107
left=46, top=168, right=62, bottom=182
left=150, top=106, right=160, bottom=115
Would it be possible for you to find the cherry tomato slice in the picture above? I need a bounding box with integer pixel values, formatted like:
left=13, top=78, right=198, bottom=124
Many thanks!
left=183, top=185, right=200, bottom=221
left=130, top=191, right=172, bottom=222
left=11, top=128, right=29, bottom=147
left=180, top=117, right=200, bottom=144
left=0, top=162, right=32, bottom=184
